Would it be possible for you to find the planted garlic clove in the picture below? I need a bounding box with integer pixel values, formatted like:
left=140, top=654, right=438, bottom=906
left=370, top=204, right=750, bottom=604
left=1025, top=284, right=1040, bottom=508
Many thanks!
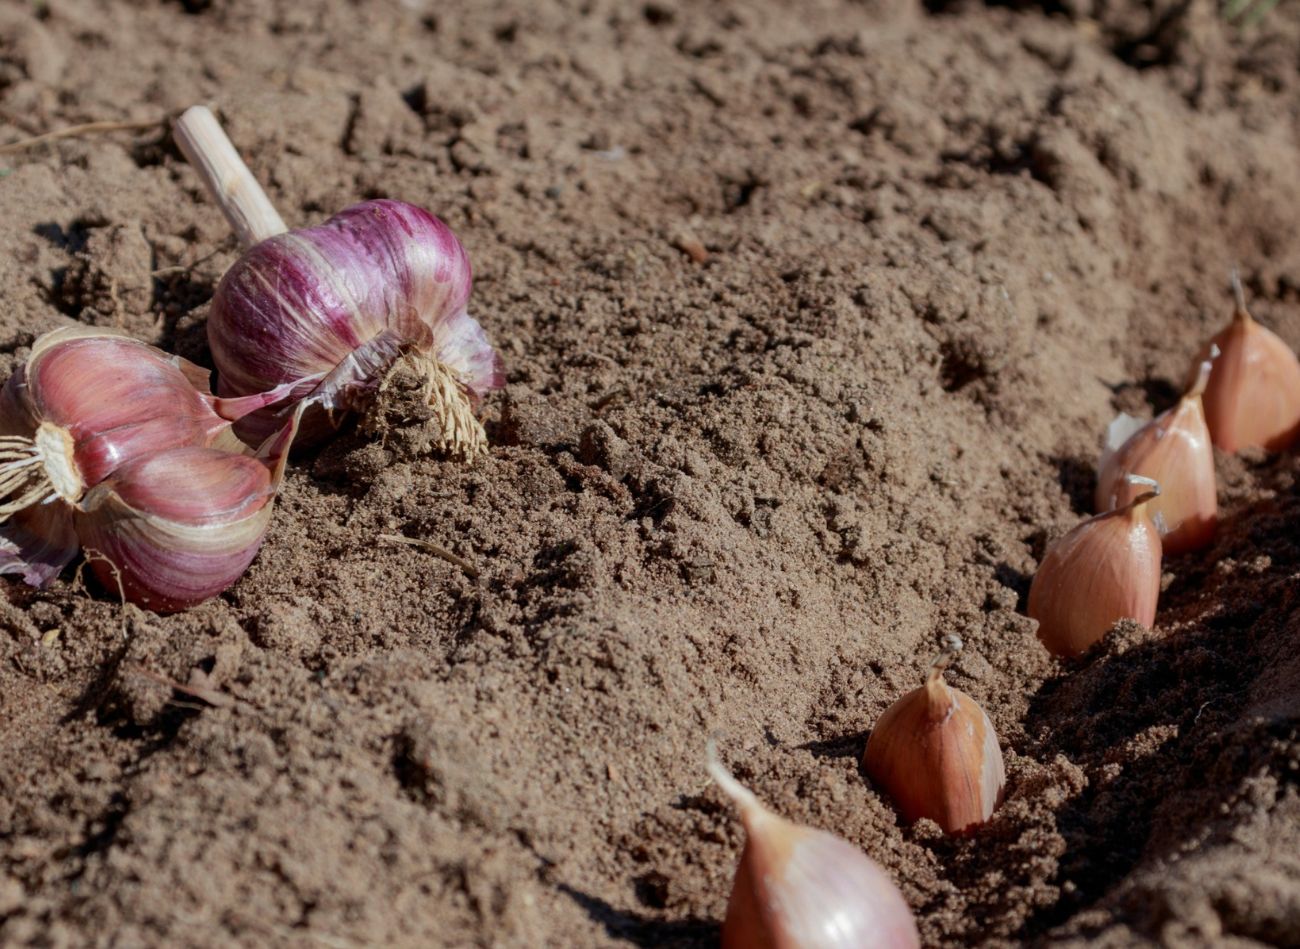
left=1193, top=275, right=1300, bottom=453
left=174, top=106, right=504, bottom=457
left=74, top=411, right=299, bottom=612
left=863, top=636, right=1005, bottom=834
left=1095, top=358, right=1216, bottom=556
left=1029, top=475, right=1163, bottom=657
left=709, top=744, right=920, bottom=949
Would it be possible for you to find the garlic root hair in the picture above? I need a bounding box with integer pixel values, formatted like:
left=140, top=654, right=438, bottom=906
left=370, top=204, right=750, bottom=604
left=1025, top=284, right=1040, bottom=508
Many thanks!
left=391, top=353, right=489, bottom=460
left=0, top=436, right=55, bottom=520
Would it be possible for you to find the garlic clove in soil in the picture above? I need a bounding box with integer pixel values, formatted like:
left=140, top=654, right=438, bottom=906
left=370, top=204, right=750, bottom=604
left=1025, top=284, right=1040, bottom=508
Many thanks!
left=1028, top=475, right=1163, bottom=658
left=708, top=744, right=921, bottom=949
left=862, top=635, right=1005, bottom=834
left=1095, top=357, right=1217, bottom=556
left=1192, top=275, right=1300, bottom=453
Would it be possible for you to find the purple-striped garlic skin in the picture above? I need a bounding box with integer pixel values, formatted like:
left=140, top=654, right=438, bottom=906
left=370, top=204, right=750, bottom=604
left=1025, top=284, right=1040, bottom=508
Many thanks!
left=0, top=327, right=300, bottom=607
left=74, top=410, right=299, bottom=613
left=76, top=449, right=269, bottom=611
left=208, top=199, right=504, bottom=452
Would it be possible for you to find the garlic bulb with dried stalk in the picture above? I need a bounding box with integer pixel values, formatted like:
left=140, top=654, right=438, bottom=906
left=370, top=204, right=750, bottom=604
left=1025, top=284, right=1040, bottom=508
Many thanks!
left=1096, top=354, right=1216, bottom=555
left=1028, top=474, right=1162, bottom=657
left=1192, top=274, right=1300, bottom=453
left=708, top=743, right=920, bottom=949
left=862, top=635, right=1005, bottom=834
left=173, top=105, right=504, bottom=455
left=0, top=327, right=297, bottom=610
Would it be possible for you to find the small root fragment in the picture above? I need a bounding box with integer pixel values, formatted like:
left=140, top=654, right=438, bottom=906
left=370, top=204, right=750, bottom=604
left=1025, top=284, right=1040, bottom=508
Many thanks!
left=378, top=533, right=481, bottom=579
left=0, top=118, right=167, bottom=156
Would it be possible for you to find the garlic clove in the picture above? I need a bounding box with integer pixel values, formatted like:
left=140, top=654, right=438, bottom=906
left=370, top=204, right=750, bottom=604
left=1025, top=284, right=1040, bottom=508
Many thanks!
left=863, top=635, right=1005, bottom=834
left=72, top=408, right=301, bottom=612
left=1193, top=277, right=1300, bottom=453
left=1028, top=476, right=1163, bottom=657
left=75, top=447, right=275, bottom=611
left=1095, top=361, right=1216, bottom=556
left=0, top=327, right=272, bottom=504
left=710, top=745, right=920, bottom=949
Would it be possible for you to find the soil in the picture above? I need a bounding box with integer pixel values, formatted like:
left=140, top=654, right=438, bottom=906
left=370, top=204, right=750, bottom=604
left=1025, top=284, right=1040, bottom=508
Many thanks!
left=1, top=0, right=1299, bottom=945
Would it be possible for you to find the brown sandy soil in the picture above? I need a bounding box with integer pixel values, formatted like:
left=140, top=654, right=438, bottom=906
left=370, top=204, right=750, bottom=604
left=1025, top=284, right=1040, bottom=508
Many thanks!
left=1, top=0, right=1299, bottom=945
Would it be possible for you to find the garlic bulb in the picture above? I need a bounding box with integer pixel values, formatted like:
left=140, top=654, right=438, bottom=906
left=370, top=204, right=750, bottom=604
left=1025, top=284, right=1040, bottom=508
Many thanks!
left=1028, top=475, right=1163, bottom=657
left=709, top=744, right=920, bottom=949
left=0, top=327, right=294, bottom=610
left=862, top=635, right=1005, bottom=834
left=1095, top=356, right=1216, bottom=555
left=174, top=105, right=504, bottom=456
left=1193, top=275, right=1300, bottom=453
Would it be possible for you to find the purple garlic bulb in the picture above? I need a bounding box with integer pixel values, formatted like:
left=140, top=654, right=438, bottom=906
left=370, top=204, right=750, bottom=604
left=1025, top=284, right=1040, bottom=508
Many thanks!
left=0, top=326, right=298, bottom=611
left=208, top=198, right=503, bottom=454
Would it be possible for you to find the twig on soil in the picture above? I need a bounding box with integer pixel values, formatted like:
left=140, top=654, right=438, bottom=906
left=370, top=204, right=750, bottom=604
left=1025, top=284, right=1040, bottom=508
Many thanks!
left=150, top=242, right=230, bottom=277
left=0, top=118, right=166, bottom=156
left=121, top=663, right=236, bottom=709
left=378, top=533, right=481, bottom=578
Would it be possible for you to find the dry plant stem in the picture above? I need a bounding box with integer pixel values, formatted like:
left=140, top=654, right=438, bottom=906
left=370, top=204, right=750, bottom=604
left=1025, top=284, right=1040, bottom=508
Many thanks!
left=378, top=533, right=481, bottom=578
left=172, top=106, right=286, bottom=246
left=927, top=633, right=963, bottom=684
left=122, top=663, right=235, bottom=708
left=0, top=118, right=164, bottom=155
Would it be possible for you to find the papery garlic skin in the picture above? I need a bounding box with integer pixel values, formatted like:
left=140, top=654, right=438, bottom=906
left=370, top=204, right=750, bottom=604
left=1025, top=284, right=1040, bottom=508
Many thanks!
left=1194, top=291, right=1300, bottom=453
left=863, top=641, right=1005, bottom=834
left=1028, top=495, right=1162, bottom=657
left=710, top=751, right=920, bottom=949
left=1095, top=392, right=1216, bottom=556
left=208, top=199, right=505, bottom=451
left=0, top=328, right=251, bottom=586
left=0, top=327, right=296, bottom=609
